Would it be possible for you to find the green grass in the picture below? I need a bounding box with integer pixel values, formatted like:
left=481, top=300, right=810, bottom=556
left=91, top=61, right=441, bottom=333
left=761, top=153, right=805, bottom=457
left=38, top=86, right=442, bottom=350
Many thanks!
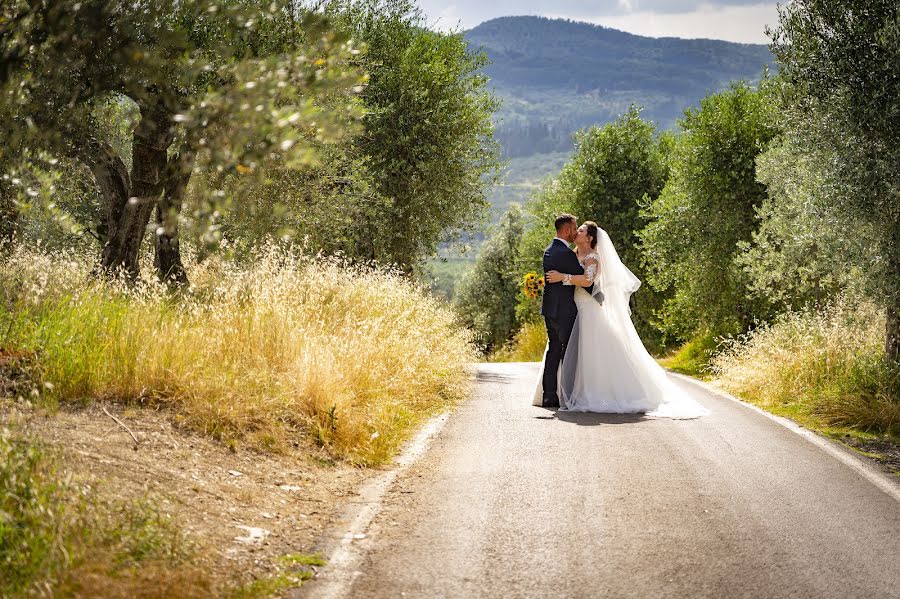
left=0, top=426, right=218, bottom=598
left=277, top=553, right=327, bottom=567
left=657, top=333, right=718, bottom=379
left=0, top=423, right=330, bottom=597
left=228, top=553, right=326, bottom=598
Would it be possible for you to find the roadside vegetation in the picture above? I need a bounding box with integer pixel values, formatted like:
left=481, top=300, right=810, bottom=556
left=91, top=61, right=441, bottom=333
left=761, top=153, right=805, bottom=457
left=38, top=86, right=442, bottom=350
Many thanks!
left=713, top=303, right=900, bottom=442
left=0, top=425, right=209, bottom=597
left=0, top=247, right=473, bottom=465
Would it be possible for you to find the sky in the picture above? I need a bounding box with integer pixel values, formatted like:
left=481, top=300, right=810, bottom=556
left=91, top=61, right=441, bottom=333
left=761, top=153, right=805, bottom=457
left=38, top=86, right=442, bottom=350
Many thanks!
left=416, top=0, right=781, bottom=44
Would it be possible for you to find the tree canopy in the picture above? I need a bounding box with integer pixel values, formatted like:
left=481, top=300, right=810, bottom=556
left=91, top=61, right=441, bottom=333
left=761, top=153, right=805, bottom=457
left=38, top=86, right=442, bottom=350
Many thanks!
left=1, top=0, right=363, bottom=282
left=770, top=0, right=900, bottom=362
left=639, top=81, right=779, bottom=340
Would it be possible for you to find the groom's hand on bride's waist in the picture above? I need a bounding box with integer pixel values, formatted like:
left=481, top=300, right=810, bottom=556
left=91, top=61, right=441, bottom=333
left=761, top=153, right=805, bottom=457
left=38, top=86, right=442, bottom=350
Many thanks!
left=546, top=270, right=566, bottom=284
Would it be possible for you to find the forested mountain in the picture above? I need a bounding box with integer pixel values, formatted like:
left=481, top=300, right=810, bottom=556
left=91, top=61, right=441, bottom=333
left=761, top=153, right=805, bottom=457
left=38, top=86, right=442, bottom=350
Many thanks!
left=466, top=16, right=774, bottom=158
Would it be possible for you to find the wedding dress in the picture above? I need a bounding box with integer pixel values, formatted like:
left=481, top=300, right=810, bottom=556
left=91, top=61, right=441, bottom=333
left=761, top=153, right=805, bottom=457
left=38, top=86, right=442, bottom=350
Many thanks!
left=532, top=229, right=709, bottom=419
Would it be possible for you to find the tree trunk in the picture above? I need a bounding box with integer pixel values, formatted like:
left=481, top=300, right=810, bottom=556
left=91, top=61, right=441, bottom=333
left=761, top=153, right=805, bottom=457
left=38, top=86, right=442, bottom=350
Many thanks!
left=82, top=138, right=131, bottom=270
left=154, top=151, right=193, bottom=287
left=98, top=101, right=175, bottom=279
left=0, top=182, right=17, bottom=254
left=888, top=302, right=900, bottom=366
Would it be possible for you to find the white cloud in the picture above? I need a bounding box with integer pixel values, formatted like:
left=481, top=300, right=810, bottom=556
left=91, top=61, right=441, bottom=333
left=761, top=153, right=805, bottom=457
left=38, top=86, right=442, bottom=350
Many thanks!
left=573, top=3, right=778, bottom=43
left=416, top=0, right=780, bottom=43
left=426, top=4, right=466, bottom=31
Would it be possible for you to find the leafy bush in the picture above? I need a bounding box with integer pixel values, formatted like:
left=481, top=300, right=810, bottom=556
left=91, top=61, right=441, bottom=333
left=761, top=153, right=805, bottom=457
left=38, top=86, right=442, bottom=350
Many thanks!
left=739, top=137, right=875, bottom=311
left=656, top=333, right=718, bottom=378
left=639, top=80, right=779, bottom=341
left=0, top=246, right=474, bottom=465
left=454, top=206, right=526, bottom=352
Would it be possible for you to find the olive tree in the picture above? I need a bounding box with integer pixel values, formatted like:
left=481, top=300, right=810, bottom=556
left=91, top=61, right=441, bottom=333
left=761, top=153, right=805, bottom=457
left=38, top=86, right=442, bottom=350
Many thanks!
left=639, top=82, right=779, bottom=340
left=0, top=0, right=363, bottom=282
left=770, top=0, right=900, bottom=363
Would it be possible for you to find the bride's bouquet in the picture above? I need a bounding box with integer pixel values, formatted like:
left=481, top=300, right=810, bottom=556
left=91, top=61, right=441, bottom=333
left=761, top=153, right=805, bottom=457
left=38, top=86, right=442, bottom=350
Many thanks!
left=522, top=272, right=545, bottom=299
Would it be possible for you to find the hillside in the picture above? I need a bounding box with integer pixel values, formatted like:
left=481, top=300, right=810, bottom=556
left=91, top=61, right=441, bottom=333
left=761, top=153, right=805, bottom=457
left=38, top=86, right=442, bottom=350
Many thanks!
left=466, top=16, right=774, bottom=157
left=434, top=17, right=775, bottom=297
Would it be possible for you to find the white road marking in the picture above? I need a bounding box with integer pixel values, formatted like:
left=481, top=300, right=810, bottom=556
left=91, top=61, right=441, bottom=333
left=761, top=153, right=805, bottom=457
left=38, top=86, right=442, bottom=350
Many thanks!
left=298, top=412, right=451, bottom=599
left=669, top=372, right=900, bottom=503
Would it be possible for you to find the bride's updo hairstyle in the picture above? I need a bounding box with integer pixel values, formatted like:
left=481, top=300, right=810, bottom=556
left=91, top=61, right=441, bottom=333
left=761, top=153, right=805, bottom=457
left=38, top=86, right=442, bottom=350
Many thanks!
left=583, top=221, right=599, bottom=249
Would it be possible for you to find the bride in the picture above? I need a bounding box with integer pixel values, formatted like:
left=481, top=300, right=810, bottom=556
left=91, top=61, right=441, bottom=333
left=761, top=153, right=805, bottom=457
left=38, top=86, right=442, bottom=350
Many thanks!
left=533, top=221, right=709, bottom=419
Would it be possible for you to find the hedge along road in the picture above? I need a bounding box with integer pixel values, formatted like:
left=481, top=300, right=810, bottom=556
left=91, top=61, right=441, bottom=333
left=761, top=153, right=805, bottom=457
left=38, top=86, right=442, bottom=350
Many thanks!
left=303, top=362, right=900, bottom=599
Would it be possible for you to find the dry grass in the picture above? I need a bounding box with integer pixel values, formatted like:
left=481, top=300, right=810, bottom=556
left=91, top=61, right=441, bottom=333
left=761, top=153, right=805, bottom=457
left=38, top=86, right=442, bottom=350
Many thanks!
left=0, top=246, right=475, bottom=465
left=0, top=422, right=216, bottom=598
left=712, top=301, right=900, bottom=436
left=491, top=320, right=547, bottom=362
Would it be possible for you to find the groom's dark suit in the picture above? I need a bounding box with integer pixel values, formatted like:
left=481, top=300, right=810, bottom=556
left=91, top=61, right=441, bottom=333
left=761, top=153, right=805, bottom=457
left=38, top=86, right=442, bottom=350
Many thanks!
left=540, top=238, right=591, bottom=407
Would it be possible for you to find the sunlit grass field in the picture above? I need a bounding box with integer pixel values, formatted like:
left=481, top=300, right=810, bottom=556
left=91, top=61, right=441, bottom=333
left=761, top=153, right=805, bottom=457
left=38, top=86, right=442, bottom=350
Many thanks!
left=712, top=302, right=900, bottom=438
left=0, top=247, right=475, bottom=465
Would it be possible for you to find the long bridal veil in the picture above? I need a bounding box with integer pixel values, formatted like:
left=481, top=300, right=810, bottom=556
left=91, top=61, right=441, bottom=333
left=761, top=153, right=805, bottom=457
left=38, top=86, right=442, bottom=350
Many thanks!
left=557, top=228, right=710, bottom=419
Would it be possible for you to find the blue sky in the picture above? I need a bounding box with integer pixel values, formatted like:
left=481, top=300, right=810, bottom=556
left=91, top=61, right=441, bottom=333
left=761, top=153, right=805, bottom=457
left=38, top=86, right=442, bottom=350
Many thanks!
left=416, top=1, right=781, bottom=44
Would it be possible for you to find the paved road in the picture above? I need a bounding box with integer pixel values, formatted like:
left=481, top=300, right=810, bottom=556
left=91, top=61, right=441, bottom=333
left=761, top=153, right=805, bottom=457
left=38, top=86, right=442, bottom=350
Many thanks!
left=346, top=363, right=900, bottom=598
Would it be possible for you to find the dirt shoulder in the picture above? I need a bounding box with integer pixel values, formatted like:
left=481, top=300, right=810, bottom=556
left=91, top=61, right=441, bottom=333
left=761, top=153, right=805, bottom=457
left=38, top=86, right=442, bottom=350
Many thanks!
left=13, top=403, right=372, bottom=594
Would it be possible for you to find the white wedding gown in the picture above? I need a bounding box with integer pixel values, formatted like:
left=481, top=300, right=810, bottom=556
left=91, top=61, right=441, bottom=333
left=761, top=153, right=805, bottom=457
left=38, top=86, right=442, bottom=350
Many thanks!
left=532, top=231, right=709, bottom=419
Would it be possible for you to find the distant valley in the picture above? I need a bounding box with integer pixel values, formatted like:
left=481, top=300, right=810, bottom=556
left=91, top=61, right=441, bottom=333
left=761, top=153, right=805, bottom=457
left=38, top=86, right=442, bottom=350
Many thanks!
left=465, top=16, right=774, bottom=219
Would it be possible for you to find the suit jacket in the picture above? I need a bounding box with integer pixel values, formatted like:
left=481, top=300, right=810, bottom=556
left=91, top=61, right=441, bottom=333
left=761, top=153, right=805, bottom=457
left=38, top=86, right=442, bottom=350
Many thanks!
left=540, top=239, right=586, bottom=324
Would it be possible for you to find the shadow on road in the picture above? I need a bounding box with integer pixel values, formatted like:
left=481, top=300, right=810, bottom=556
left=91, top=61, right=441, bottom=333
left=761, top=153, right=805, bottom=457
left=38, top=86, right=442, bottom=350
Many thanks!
left=474, top=371, right=516, bottom=384
left=552, top=411, right=647, bottom=426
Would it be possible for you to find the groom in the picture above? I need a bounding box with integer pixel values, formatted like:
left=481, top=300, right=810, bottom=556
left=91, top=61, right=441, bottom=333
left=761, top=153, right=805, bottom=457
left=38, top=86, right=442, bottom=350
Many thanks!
left=540, top=214, right=587, bottom=408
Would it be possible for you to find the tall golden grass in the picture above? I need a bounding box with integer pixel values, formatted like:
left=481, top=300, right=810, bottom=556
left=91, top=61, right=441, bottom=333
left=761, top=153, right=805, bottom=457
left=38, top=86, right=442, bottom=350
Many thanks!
left=0, top=247, right=475, bottom=464
left=712, top=301, right=900, bottom=436
left=491, top=320, right=547, bottom=362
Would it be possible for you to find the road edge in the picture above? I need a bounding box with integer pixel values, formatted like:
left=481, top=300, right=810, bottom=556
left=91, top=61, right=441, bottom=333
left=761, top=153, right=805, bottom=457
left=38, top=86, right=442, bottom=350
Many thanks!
left=669, top=372, right=900, bottom=503
left=293, top=412, right=451, bottom=599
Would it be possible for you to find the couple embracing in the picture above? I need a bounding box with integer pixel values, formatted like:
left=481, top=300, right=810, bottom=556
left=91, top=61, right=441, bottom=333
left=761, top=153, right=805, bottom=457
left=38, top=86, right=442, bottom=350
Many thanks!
left=533, top=214, right=709, bottom=419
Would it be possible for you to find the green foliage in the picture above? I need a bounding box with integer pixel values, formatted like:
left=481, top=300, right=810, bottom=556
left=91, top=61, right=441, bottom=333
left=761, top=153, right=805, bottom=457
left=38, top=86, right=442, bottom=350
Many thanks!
left=657, top=334, right=718, bottom=378
left=771, top=0, right=900, bottom=362
left=222, top=0, right=501, bottom=270
left=228, top=555, right=326, bottom=599
left=0, top=0, right=364, bottom=278
left=454, top=205, right=526, bottom=351
left=639, top=81, right=779, bottom=340
left=343, top=0, right=501, bottom=269
left=0, top=429, right=69, bottom=596
left=0, top=427, right=203, bottom=596
left=491, top=320, right=547, bottom=363
left=714, top=301, right=900, bottom=436
left=520, top=107, right=671, bottom=349
left=739, top=136, right=876, bottom=311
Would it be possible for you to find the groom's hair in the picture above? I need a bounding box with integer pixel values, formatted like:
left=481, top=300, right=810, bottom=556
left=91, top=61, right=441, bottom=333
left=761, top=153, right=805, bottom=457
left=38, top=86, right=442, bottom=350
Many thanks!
left=554, top=214, right=576, bottom=232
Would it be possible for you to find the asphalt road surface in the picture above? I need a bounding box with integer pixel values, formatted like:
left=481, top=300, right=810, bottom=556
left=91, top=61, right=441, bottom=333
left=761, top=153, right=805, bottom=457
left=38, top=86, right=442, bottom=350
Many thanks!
left=344, top=363, right=900, bottom=598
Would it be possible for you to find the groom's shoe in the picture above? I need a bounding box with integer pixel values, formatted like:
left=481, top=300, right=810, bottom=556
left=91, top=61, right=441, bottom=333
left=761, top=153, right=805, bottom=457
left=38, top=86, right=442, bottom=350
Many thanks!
left=542, top=395, right=560, bottom=408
